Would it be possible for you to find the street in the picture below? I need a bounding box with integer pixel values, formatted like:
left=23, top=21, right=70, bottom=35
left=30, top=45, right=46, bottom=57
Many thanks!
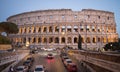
left=14, top=51, right=69, bottom=72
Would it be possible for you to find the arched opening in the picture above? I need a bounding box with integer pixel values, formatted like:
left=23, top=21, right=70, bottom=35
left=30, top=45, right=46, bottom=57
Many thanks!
left=98, top=37, right=100, bottom=42
left=81, top=37, right=84, bottom=43
left=55, top=37, right=59, bottom=43
left=49, top=26, right=53, bottom=32
left=23, top=37, right=26, bottom=43
left=61, top=37, right=65, bottom=43
left=68, top=37, right=72, bottom=43
left=43, top=27, right=47, bottom=33
left=74, top=37, right=78, bottom=43
left=28, top=38, right=31, bottom=43
left=38, top=27, right=41, bottom=33
left=93, top=37, right=96, bottom=43
left=33, top=38, right=36, bottom=43
left=38, top=37, right=41, bottom=43
left=49, top=37, right=53, bottom=43
left=43, top=38, right=47, bottom=43
left=55, top=26, right=59, bottom=32
left=86, top=37, right=90, bottom=43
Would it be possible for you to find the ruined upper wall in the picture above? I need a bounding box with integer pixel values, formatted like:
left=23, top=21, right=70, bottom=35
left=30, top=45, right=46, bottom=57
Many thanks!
left=7, top=9, right=115, bottom=25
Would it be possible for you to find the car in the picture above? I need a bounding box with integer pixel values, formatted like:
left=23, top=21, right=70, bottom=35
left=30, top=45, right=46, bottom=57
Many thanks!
left=34, top=65, right=45, bottom=72
left=61, top=56, right=69, bottom=61
left=23, top=60, right=32, bottom=68
left=63, top=59, right=72, bottom=66
left=16, top=66, right=28, bottom=72
left=67, top=63, right=77, bottom=72
left=45, top=48, right=54, bottom=51
left=27, top=57, right=34, bottom=62
left=47, top=53, right=54, bottom=59
left=60, top=52, right=67, bottom=57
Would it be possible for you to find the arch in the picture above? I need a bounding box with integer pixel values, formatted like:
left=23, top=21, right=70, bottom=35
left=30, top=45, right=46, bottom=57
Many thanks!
left=98, top=37, right=101, bottom=42
left=92, top=37, right=96, bottom=43
left=81, top=37, right=84, bottom=43
left=55, top=26, right=59, bottom=32
left=43, top=27, right=47, bottom=32
left=86, top=37, right=90, bottom=43
left=23, top=37, right=26, bottom=43
left=38, top=37, right=41, bottom=43
left=43, top=37, right=47, bottom=43
left=68, top=37, right=72, bottom=43
left=38, top=27, right=41, bottom=33
left=49, top=26, right=53, bottom=32
left=33, top=37, right=36, bottom=43
left=55, top=37, right=59, bottom=43
left=28, top=37, right=31, bottom=43
left=61, top=37, right=65, bottom=43
left=74, top=37, right=78, bottom=43
left=49, top=37, right=53, bottom=43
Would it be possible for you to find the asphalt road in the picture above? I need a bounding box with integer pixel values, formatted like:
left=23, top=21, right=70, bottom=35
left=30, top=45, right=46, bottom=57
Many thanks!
left=15, top=51, right=68, bottom=72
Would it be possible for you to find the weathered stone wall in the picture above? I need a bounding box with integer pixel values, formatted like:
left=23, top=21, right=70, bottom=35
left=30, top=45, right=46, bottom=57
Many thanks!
left=0, top=44, right=12, bottom=50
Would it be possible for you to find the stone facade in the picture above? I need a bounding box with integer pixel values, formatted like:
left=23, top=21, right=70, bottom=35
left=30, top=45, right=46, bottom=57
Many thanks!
left=7, top=9, right=118, bottom=50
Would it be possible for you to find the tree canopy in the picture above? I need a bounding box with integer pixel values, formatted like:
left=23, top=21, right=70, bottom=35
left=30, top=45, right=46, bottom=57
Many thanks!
left=0, top=22, right=18, bottom=34
left=104, top=42, right=120, bottom=51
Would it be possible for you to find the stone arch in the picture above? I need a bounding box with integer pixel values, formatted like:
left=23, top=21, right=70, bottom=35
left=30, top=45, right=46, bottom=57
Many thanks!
left=49, top=26, right=53, bottom=32
left=92, top=37, right=96, bottom=43
left=43, top=37, right=47, bottom=43
left=38, top=37, right=41, bottom=43
left=86, top=37, right=90, bottom=43
left=61, top=37, right=65, bottom=43
left=33, top=37, right=36, bottom=43
left=55, top=37, right=59, bottom=43
left=49, top=37, right=53, bottom=43
left=68, top=37, right=72, bottom=43
left=74, top=37, right=78, bottom=43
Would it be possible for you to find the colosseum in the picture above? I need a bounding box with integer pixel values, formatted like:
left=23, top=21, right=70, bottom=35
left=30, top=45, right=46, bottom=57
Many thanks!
left=7, top=9, right=118, bottom=50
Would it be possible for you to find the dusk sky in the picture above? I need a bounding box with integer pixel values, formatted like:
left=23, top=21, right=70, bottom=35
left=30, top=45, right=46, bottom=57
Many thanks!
left=0, top=0, right=120, bottom=37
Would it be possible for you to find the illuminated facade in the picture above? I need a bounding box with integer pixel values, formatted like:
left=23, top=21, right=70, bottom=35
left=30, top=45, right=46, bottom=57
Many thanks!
left=7, top=9, right=118, bottom=50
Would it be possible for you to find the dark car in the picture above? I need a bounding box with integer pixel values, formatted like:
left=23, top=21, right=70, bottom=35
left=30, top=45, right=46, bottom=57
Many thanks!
left=23, top=60, right=32, bottom=68
left=47, top=53, right=54, bottom=59
left=27, top=57, right=34, bottom=62
left=67, top=63, right=77, bottom=72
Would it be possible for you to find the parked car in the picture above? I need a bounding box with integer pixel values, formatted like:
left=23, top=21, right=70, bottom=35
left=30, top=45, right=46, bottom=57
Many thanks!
left=67, top=63, right=77, bottom=72
left=47, top=53, right=54, bottom=59
left=16, top=66, right=28, bottom=72
left=34, top=65, right=45, bottom=72
left=63, top=59, right=72, bottom=66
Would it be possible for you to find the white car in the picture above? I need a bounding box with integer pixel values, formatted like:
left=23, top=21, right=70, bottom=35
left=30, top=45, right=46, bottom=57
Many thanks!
left=16, top=66, right=28, bottom=72
left=34, top=65, right=45, bottom=72
left=64, top=59, right=72, bottom=66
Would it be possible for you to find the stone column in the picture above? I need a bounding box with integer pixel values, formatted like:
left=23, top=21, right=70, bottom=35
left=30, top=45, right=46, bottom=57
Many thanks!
left=59, top=37, right=61, bottom=44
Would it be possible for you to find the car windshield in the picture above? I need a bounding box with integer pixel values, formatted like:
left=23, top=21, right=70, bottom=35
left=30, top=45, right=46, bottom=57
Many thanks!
left=64, top=57, right=69, bottom=59
left=67, top=61, right=72, bottom=63
left=72, top=65, right=77, bottom=68
left=48, top=54, right=52, bottom=56
left=35, top=68, right=43, bottom=71
left=17, top=68, right=23, bottom=71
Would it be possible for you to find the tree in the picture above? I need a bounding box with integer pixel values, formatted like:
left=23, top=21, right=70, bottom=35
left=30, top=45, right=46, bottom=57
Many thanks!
left=0, top=22, right=18, bottom=44
left=104, top=42, right=120, bottom=51
left=0, top=22, right=18, bottom=34
left=78, top=34, right=82, bottom=49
